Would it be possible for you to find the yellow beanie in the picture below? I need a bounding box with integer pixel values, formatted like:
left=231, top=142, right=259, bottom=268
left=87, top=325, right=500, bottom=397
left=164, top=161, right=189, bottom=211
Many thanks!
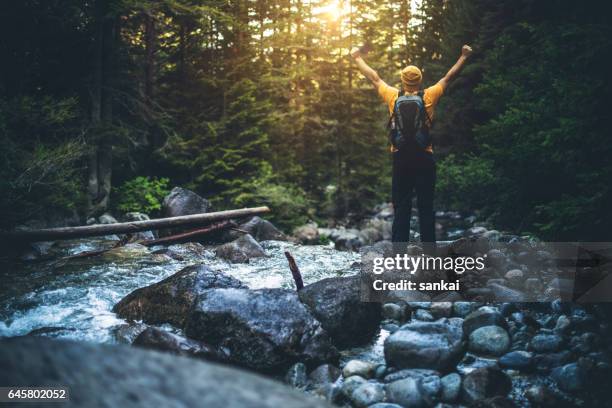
left=401, top=65, right=423, bottom=89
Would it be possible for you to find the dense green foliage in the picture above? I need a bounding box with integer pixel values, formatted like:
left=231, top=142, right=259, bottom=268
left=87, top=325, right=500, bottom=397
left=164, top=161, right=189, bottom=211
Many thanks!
left=1, top=0, right=610, bottom=239
left=113, top=176, right=170, bottom=215
left=421, top=0, right=612, bottom=240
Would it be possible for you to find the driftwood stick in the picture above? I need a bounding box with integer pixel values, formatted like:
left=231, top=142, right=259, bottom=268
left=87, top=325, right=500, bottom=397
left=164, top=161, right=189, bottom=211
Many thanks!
left=284, top=251, right=304, bottom=291
left=1, top=206, right=270, bottom=243
left=229, top=227, right=249, bottom=234
left=139, top=221, right=234, bottom=246
left=59, top=234, right=132, bottom=261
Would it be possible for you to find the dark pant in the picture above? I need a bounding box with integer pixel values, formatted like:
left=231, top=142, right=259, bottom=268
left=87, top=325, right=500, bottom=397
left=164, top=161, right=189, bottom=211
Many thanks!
left=391, top=149, right=436, bottom=254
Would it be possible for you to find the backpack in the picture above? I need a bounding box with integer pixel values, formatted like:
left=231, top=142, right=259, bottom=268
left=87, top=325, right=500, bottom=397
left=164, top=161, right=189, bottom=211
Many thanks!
left=388, top=90, right=432, bottom=151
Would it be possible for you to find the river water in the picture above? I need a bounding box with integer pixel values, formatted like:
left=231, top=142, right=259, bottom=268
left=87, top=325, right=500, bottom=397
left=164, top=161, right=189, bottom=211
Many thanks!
left=0, top=238, right=360, bottom=344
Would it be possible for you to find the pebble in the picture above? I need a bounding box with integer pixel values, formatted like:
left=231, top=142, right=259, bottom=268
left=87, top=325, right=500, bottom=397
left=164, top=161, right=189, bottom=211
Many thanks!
left=498, top=350, right=533, bottom=370
left=440, top=373, right=461, bottom=402
left=349, top=382, right=385, bottom=408
left=414, top=309, right=435, bottom=321
left=342, top=360, right=377, bottom=379
left=529, top=334, right=564, bottom=353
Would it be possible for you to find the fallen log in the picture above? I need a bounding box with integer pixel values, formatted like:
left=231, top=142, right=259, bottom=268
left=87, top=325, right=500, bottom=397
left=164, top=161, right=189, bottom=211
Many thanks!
left=284, top=251, right=304, bottom=291
left=53, top=221, right=236, bottom=263
left=139, top=221, right=234, bottom=246
left=1, top=206, right=270, bottom=244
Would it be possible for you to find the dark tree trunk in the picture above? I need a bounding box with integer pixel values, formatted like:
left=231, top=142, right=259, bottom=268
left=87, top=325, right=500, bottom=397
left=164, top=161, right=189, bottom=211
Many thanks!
left=88, top=1, right=118, bottom=218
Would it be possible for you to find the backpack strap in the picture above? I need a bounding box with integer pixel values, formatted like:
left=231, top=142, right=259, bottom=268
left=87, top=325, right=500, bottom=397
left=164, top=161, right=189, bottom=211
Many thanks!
left=386, top=89, right=401, bottom=129
left=417, top=90, right=433, bottom=129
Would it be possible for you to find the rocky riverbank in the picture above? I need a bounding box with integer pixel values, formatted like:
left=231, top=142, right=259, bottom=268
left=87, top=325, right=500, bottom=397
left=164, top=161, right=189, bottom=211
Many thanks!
left=2, top=188, right=611, bottom=407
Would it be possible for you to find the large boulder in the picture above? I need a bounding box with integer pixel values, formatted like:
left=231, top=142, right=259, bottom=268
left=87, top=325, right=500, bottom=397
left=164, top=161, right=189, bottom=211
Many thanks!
left=223, top=216, right=287, bottom=242
left=238, top=216, right=287, bottom=241
left=0, top=337, right=333, bottom=408
left=113, top=264, right=246, bottom=327
left=298, top=276, right=381, bottom=348
left=184, top=288, right=339, bottom=372
left=215, top=234, right=266, bottom=263
left=384, top=319, right=465, bottom=372
left=162, top=186, right=211, bottom=218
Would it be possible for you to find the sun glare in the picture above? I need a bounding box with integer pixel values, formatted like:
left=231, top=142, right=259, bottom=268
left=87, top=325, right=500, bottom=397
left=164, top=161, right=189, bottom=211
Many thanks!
left=315, top=0, right=348, bottom=21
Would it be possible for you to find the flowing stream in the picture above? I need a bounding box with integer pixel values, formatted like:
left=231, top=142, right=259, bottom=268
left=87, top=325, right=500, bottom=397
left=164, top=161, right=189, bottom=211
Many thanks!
left=0, top=238, right=361, bottom=344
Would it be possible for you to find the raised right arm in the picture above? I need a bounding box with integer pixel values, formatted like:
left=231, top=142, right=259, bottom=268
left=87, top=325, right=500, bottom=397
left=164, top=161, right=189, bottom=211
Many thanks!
left=351, top=48, right=384, bottom=90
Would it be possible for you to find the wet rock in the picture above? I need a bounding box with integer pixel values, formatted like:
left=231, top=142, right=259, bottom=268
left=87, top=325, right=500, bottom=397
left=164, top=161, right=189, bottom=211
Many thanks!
left=121, top=212, right=155, bottom=240
left=123, top=212, right=150, bottom=222
left=463, top=307, right=508, bottom=336
left=498, top=351, right=533, bottom=370
left=313, top=383, right=341, bottom=403
left=375, top=364, right=387, bottom=380
left=504, top=269, right=524, bottom=286
left=461, top=367, right=512, bottom=404
left=440, top=373, right=461, bottom=403
left=529, top=334, right=564, bottom=353
left=430, top=302, right=453, bottom=319
left=383, top=323, right=400, bottom=333
left=359, top=227, right=384, bottom=245
left=384, top=319, right=465, bottom=371
left=554, top=315, right=571, bottom=334
left=525, top=278, right=543, bottom=292
left=299, top=276, right=381, bottom=348
left=468, top=325, right=511, bottom=357
left=453, top=302, right=479, bottom=317
left=332, top=228, right=364, bottom=251
left=545, top=278, right=576, bottom=300
left=552, top=363, right=585, bottom=392
left=293, top=223, right=319, bottom=244
left=570, top=332, right=598, bottom=354
left=113, top=322, right=148, bottom=344
left=133, top=326, right=227, bottom=361
left=533, top=351, right=573, bottom=372
left=215, top=234, right=266, bottom=263
left=185, top=288, right=338, bottom=372
left=99, top=213, right=118, bottom=224
left=0, top=337, right=333, bottom=408
left=468, top=226, right=488, bottom=236
left=340, top=376, right=367, bottom=398
left=286, top=363, right=308, bottom=388
left=350, top=382, right=386, bottom=408
left=382, top=303, right=410, bottom=322
left=163, top=187, right=210, bottom=218
left=383, top=369, right=440, bottom=383
left=415, top=309, right=435, bottom=321
left=113, top=264, right=246, bottom=327
left=309, top=364, right=342, bottom=386
left=488, top=283, right=526, bottom=302
left=386, top=376, right=439, bottom=408
left=525, top=385, right=563, bottom=407
left=237, top=216, right=287, bottom=242
left=342, top=360, right=377, bottom=379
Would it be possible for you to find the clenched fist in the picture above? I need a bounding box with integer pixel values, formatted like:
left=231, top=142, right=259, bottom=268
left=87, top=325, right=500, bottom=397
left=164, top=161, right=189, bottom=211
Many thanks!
left=350, top=47, right=362, bottom=58
left=461, top=44, right=473, bottom=58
